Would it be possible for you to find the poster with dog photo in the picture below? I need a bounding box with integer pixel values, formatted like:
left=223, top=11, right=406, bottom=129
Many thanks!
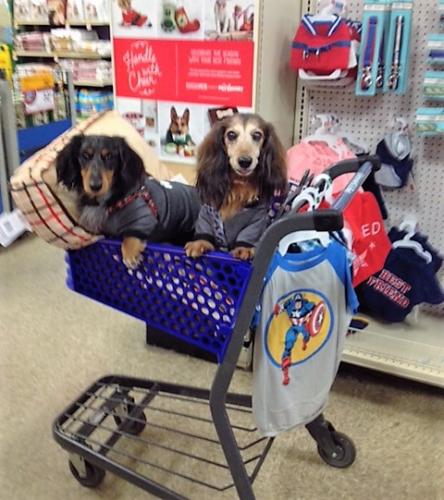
left=112, top=0, right=158, bottom=38
left=205, top=0, right=255, bottom=40
left=157, top=0, right=204, bottom=40
left=157, top=102, right=206, bottom=163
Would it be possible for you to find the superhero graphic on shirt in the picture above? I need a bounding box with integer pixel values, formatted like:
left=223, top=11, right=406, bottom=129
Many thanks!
left=274, top=292, right=326, bottom=385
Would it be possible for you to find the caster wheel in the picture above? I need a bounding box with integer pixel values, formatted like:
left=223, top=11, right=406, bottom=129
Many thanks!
left=317, top=431, right=356, bottom=468
left=69, top=459, right=105, bottom=488
left=113, top=398, right=147, bottom=435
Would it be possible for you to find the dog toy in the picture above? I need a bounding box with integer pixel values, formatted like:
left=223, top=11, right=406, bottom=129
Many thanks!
left=175, top=6, right=200, bottom=34
left=161, top=2, right=177, bottom=32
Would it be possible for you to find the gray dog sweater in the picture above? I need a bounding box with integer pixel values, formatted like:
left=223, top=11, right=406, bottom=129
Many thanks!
left=194, top=202, right=269, bottom=250
left=102, top=178, right=201, bottom=244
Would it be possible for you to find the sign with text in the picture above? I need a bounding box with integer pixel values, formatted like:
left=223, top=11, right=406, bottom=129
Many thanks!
left=114, top=38, right=254, bottom=107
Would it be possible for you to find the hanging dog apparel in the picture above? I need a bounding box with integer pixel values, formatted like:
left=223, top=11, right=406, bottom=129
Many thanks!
left=252, top=241, right=358, bottom=436
left=291, top=14, right=353, bottom=72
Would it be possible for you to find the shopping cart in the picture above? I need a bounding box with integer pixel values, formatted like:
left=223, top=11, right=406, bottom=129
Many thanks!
left=53, top=156, right=380, bottom=499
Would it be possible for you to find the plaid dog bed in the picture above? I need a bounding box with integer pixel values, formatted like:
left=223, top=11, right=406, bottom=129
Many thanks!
left=10, top=114, right=102, bottom=250
left=10, top=109, right=171, bottom=250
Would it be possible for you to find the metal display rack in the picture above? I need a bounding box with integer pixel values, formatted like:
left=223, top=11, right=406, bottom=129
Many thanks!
left=293, top=0, right=444, bottom=388
left=53, top=157, right=378, bottom=499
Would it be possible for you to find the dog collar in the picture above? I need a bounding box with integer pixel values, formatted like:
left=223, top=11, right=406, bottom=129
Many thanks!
left=108, top=185, right=158, bottom=218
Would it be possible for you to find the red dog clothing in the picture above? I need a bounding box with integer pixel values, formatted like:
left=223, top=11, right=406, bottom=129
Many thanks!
left=291, top=15, right=352, bottom=72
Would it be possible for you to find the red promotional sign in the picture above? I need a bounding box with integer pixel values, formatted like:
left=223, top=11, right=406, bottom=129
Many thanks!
left=114, top=38, right=254, bottom=107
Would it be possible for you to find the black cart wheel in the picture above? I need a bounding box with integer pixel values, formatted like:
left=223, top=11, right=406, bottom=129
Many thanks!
left=113, top=398, right=147, bottom=435
left=69, top=459, right=105, bottom=488
left=317, top=431, right=356, bottom=468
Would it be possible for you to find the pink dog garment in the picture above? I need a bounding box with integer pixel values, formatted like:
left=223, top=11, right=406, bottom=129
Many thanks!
left=287, top=139, right=356, bottom=195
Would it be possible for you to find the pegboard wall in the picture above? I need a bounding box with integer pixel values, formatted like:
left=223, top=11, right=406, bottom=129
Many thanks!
left=295, top=0, right=444, bottom=315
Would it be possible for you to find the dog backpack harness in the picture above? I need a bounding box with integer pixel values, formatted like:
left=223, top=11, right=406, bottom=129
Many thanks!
left=291, top=14, right=352, bottom=72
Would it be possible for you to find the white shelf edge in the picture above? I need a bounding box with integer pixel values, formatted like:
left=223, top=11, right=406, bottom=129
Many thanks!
left=14, top=50, right=111, bottom=60
left=15, top=20, right=109, bottom=27
left=73, top=80, right=113, bottom=87
left=342, top=346, right=444, bottom=388
left=343, top=315, right=444, bottom=388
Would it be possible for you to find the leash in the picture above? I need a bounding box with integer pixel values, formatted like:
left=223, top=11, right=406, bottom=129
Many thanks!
left=388, top=15, right=404, bottom=90
left=108, top=185, right=158, bottom=218
left=360, top=16, right=378, bottom=90
left=376, top=31, right=385, bottom=89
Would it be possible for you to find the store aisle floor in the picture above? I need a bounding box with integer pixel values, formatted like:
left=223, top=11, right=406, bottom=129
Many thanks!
left=1, top=236, right=443, bottom=500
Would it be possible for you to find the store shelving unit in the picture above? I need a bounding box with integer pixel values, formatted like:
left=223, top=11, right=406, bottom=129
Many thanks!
left=292, top=0, right=444, bottom=389
left=345, top=315, right=444, bottom=388
left=13, top=2, right=114, bottom=120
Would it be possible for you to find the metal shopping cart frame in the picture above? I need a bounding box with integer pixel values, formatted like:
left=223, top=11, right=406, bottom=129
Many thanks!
left=53, top=156, right=380, bottom=499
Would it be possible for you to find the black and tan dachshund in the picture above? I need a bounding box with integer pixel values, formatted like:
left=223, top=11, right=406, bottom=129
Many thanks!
left=56, top=135, right=200, bottom=268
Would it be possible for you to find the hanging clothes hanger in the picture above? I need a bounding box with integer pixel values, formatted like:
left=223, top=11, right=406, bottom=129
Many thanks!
left=388, top=115, right=411, bottom=158
left=278, top=186, right=332, bottom=255
left=393, top=213, right=431, bottom=262
left=302, top=114, right=341, bottom=149
left=330, top=115, right=371, bottom=155
left=392, top=237, right=433, bottom=263
left=316, top=0, right=348, bottom=17
left=398, top=213, right=417, bottom=233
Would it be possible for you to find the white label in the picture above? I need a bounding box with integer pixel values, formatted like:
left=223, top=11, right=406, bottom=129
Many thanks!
left=391, top=3, right=413, bottom=9
left=364, top=5, right=390, bottom=11
left=416, top=115, right=444, bottom=121
left=22, top=88, right=54, bottom=115
left=424, top=78, right=443, bottom=84
left=428, top=41, right=444, bottom=48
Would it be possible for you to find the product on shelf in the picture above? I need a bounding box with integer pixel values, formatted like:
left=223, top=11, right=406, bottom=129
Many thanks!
left=14, top=0, right=49, bottom=24
left=66, top=0, right=85, bottom=22
left=77, top=87, right=113, bottom=117
left=58, top=58, right=112, bottom=82
left=47, top=0, right=67, bottom=25
left=13, top=64, right=70, bottom=128
left=15, top=31, right=52, bottom=52
left=83, top=0, right=109, bottom=22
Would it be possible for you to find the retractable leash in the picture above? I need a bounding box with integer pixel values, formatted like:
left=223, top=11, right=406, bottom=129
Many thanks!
left=388, top=15, right=404, bottom=91
left=361, top=16, right=378, bottom=90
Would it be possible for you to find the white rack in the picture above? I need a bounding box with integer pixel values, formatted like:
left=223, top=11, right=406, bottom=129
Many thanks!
left=293, top=0, right=444, bottom=387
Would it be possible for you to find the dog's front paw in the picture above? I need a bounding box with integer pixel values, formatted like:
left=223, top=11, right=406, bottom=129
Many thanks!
left=231, top=246, right=255, bottom=261
left=121, top=237, right=146, bottom=269
left=185, top=240, right=215, bottom=258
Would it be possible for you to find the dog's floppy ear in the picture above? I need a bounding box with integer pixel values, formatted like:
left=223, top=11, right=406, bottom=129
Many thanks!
left=116, top=137, right=146, bottom=193
left=182, top=108, right=190, bottom=124
left=196, top=120, right=229, bottom=208
left=56, top=134, right=84, bottom=190
left=257, top=121, right=288, bottom=201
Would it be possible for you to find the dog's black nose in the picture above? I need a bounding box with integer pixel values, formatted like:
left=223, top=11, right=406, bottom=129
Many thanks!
left=238, top=156, right=253, bottom=169
left=89, top=180, right=102, bottom=192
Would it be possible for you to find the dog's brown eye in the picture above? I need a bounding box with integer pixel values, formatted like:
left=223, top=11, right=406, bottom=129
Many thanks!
left=82, top=151, right=92, bottom=160
left=103, top=153, right=112, bottom=161
left=252, top=131, right=263, bottom=142
left=226, top=131, right=238, bottom=141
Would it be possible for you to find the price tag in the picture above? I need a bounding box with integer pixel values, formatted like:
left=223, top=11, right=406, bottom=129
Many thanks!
left=23, top=88, right=55, bottom=115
